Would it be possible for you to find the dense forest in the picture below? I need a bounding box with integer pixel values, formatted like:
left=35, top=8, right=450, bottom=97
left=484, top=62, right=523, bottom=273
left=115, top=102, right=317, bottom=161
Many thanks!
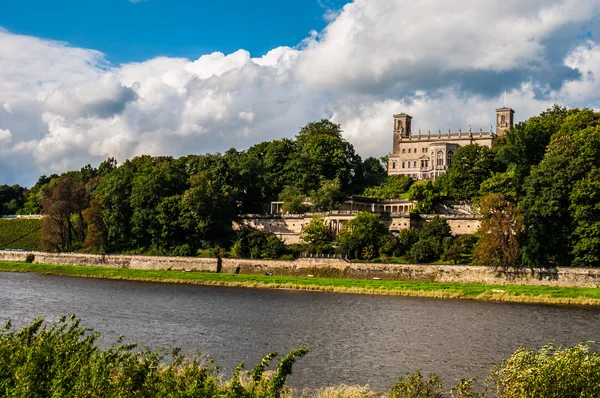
left=2, top=105, right=600, bottom=268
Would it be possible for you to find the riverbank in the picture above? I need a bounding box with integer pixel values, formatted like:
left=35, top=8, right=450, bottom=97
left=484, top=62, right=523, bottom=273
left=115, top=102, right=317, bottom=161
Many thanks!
left=2, top=261, right=600, bottom=306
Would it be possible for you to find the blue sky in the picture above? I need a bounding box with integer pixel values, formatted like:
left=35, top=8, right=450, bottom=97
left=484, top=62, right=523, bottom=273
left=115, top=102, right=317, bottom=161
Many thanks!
left=1, top=0, right=349, bottom=65
left=1, top=0, right=600, bottom=186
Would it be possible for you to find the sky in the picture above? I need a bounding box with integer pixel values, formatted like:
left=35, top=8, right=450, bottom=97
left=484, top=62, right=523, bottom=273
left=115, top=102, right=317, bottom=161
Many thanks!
left=1, top=0, right=600, bottom=186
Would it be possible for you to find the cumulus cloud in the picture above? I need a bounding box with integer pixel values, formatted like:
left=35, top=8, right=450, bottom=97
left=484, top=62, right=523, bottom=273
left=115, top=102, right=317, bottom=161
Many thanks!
left=0, top=0, right=599, bottom=186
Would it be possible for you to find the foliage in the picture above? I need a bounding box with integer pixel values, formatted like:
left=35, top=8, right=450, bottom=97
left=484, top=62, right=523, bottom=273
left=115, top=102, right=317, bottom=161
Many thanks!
left=407, top=239, right=438, bottom=263
left=440, top=145, right=496, bottom=201
left=408, top=181, right=440, bottom=214
left=0, top=219, right=42, bottom=250
left=443, top=235, right=478, bottom=265
left=477, top=170, right=522, bottom=204
left=488, top=342, right=600, bottom=398
left=301, top=216, right=333, bottom=254
left=40, top=176, right=88, bottom=252
left=494, top=104, right=568, bottom=175
left=570, top=169, right=600, bottom=267
left=338, top=212, right=387, bottom=260
left=279, top=186, right=309, bottom=214
left=310, top=179, right=344, bottom=211
left=0, top=316, right=308, bottom=398
left=521, top=109, right=600, bottom=268
left=389, top=371, right=444, bottom=398
left=0, top=184, right=26, bottom=215
left=290, top=119, right=362, bottom=193
left=232, top=231, right=288, bottom=259
left=473, top=194, right=524, bottom=273
left=362, top=175, right=414, bottom=199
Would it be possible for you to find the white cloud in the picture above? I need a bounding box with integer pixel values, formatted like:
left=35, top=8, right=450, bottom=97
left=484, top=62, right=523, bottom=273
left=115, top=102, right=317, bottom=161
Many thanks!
left=0, top=128, right=11, bottom=143
left=0, top=0, right=599, bottom=186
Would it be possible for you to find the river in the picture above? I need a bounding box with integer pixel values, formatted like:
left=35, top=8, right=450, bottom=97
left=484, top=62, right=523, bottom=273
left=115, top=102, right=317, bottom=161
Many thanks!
left=1, top=271, right=599, bottom=390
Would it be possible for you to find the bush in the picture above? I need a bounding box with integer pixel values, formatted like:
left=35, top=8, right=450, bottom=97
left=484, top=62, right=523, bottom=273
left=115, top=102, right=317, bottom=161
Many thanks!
left=488, top=342, right=600, bottom=398
left=25, top=253, right=35, bottom=263
left=0, top=316, right=308, bottom=398
left=407, top=239, right=438, bottom=263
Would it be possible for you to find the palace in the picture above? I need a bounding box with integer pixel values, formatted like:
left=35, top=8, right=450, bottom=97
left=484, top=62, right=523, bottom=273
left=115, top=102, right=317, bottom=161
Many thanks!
left=387, top=107, right=514, bottom=179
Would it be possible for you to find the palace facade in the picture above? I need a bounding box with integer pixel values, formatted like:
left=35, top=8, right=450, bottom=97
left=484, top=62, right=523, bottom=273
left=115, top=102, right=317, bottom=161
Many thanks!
left=387, top=107, right=514, bottom=179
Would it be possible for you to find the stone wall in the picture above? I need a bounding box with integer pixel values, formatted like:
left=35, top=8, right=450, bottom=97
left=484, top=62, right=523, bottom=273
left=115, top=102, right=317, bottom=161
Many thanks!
left=2, top=250, right=600, bottom=288
left=236, top=212, right=479, bottom=243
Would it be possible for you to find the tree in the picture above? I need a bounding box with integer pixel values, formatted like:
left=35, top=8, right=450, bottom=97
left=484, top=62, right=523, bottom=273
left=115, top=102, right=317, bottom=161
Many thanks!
left=41, top=176, right=88, bottom=252
left=310, top=179, right=344, bottom=211
left=440, top=144, right=495, bottom=201
left=288, top=120, right=361, bottom=193
left=521, top=110, right=600, bottom=268
left=478, top=170, right=522, bottom=204
left=569, top=169, right=600, bottom=267
left=363, top=175, right=413, bottom=199
left=83, top=198, right=107, bottom=253
left=407, top=239, right=438, bottom=263
left=494, top=104, right=568, bottom=175
left=473, top=193, right=524, bottom=273
left=338, top=212, right=387, bottom=259
left=300, top=216, right=332, bottom=246
left=279, top=186, right=308, bottom=214
left=408, top=181, right=440, bottom=213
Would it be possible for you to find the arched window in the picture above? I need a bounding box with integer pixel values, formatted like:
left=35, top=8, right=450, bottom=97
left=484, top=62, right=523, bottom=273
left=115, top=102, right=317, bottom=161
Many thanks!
left=447, top=151, right=454, bottom=166
left=392, top=161, right=396, bottom=169
left=413, top=161, right=417, bottom=168
left=402, top=148, right=406, bottom=153
left=437, top=151, right=444, bottom=166
left=401, top=161, right=405, bottom=168
left=501, top=115, right=506, bottom=125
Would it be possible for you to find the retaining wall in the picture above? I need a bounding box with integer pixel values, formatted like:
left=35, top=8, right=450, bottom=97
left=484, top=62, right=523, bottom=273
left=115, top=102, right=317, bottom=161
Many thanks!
left=1, top=250, right=599, bottom=288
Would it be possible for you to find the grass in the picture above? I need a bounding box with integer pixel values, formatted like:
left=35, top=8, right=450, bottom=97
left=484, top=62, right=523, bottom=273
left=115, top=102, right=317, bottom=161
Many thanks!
left=1, top=261, right=600, bottom=306
left=0, top=219, right=42, bottom=250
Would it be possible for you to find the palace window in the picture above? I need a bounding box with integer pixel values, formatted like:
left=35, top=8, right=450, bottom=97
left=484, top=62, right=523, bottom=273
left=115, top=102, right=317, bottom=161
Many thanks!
left=392, top=161, right=396, bottom=169
left=447, top=151, right=454, bottom=166
left=413, top=161, right=417, bottom=168
left=402, top=148, right=406, bottom=153
left=421, top=159, right=429, bottom=169
left=436, top=151, right=444, bottom=166
left=402, top=161, right=405, bottom=168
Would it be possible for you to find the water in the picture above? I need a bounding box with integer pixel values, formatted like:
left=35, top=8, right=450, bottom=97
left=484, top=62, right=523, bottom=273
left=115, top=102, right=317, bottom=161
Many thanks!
left=1, top=271, right=600, bottom=390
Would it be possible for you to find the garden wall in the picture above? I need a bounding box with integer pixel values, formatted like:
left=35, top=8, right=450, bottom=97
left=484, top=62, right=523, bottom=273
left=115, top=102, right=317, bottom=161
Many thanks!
left=1, top=250, right=599, bottom=288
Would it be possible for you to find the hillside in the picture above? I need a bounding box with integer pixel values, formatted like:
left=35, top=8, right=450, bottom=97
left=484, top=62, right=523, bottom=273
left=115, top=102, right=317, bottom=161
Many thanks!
left=0, top=219, right=42, bottom=250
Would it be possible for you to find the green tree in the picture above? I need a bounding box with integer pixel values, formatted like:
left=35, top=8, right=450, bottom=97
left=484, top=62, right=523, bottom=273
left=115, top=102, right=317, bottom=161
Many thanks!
left=289, top=120, right=361, bottom=193
left=478, top=170, right=522, bottom=204
left=363, top=175, right=414, bottom=199
left=310, top=179, right=344, bottom=211
left=279, top=185, right=308, bottom=214
left=569, top=169, right=600, bottom=267
left=408, top=181, right=440, bottom=213
left=441, top=144, right=495, bottom=201
left=494, top=104, right=568, bottom=175
left=300, top=216, right=332, bottom=245
left=338, top=212, right=387, bottom=259
left=521, top=110, right=600, bottom=268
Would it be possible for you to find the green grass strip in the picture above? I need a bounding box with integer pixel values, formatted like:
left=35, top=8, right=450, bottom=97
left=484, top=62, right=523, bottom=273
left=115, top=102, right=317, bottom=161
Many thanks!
left=1, top=261, right=599, bottom=306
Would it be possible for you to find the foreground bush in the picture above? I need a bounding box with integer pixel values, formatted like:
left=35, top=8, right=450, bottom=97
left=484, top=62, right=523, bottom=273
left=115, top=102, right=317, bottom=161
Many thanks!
left=488, top=342, right=600, bottom=398
left=1, top=317, right=599, bottom=397
left=0, top=316, right=306, bottom=397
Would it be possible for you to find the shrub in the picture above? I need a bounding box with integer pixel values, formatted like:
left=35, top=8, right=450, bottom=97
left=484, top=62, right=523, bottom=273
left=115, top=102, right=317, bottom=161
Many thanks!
left=25, top=253, right=35, bottom=263
left=407, top=239, right=438, bottom=263
left=0, top=316, right=308, bottom=398
left=487, top=342, right=600, bottom=398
